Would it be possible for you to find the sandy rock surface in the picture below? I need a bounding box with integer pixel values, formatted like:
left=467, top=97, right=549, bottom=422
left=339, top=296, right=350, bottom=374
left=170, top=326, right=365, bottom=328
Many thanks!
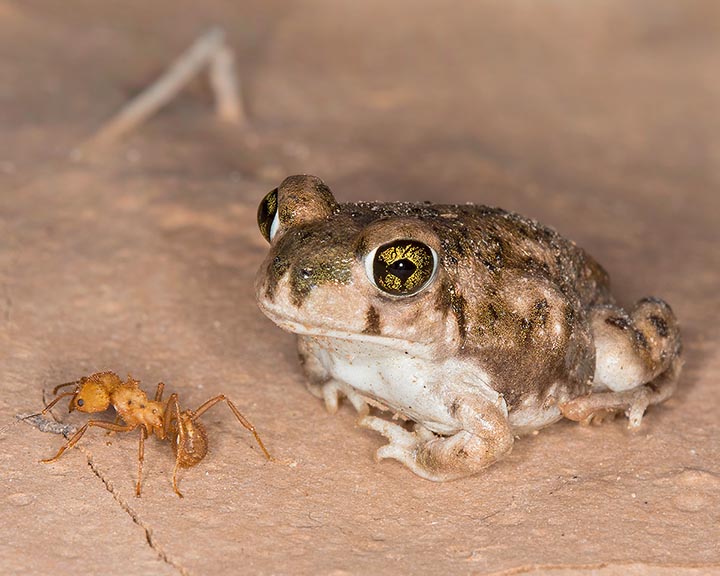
left=1, top=1, right=719, bottom=575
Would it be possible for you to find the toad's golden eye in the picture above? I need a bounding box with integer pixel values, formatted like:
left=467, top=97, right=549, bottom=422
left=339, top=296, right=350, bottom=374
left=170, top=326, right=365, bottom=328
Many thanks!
left=368, top=239, right=437, bottom=296
left=257, top=187, right=280, bottom=242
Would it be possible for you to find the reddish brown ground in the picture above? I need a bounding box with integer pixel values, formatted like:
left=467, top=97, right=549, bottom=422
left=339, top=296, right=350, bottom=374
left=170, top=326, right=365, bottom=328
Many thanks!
left=1, top=1, right=719, bottom=575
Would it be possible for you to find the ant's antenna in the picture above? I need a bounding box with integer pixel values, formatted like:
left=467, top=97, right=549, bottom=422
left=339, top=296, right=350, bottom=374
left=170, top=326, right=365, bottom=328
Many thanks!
left=51, top=380, right=79, bottom=396
left=0, top=390, right=76, bottom=436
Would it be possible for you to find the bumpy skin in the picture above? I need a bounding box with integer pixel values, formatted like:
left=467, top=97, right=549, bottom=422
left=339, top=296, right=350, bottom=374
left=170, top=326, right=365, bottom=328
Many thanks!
left=255, top=175, right=682, bottom=481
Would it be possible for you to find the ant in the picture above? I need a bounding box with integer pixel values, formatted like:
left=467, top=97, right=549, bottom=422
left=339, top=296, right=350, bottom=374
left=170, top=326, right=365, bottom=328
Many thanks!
left=37, top=371, right=273, bottom=497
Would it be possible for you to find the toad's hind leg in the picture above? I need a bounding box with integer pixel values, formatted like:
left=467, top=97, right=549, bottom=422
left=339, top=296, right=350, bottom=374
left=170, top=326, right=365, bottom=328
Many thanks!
left=561, top=297, right=682, bottom=428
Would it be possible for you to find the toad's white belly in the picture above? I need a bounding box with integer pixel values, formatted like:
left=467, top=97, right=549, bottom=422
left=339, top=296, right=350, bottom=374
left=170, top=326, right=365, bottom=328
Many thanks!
left=303, top=335, right=505, bottom=436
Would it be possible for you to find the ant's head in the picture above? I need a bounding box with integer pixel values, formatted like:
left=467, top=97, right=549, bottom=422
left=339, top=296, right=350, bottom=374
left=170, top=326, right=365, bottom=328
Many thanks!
left=66, top=372, right=121, bottom=413
left=71, top=380, right=110, bottom=412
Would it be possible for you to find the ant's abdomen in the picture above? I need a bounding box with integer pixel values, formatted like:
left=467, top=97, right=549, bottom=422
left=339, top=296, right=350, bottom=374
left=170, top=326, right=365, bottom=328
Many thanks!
left=172, top=418, right=208, bottom=468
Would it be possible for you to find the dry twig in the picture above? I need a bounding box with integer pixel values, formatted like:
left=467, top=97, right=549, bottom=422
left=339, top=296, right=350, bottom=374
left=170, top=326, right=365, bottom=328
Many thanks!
left=88, top=27, right=243, bottom=148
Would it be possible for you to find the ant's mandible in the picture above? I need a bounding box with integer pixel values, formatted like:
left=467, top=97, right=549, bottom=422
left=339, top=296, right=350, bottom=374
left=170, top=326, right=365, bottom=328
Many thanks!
left=38, top=372, right=273, bottom=497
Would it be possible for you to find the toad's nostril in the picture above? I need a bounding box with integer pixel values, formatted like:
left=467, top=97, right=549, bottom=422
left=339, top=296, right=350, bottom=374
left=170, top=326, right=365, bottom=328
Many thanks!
left=300, top=268, right=313, bottom=279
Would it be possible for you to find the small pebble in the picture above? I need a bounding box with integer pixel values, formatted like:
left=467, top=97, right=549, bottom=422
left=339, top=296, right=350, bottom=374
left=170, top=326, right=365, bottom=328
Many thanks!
left=7, top=492, right=34, bottom=506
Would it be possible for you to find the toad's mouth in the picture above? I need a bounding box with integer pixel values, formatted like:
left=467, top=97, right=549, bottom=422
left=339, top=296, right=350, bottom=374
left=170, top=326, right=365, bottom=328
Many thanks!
left=257, top=299, right=433, bottom=356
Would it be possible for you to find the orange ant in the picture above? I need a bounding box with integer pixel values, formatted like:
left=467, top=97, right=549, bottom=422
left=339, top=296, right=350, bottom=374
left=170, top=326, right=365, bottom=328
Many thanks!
left=38, top=371, right=273, bottom=497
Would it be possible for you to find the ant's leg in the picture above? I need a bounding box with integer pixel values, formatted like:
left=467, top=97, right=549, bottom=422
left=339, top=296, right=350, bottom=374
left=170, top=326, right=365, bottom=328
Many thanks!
left=172, top=460, right=184, bottom=498
left=193, top=395, right=273, bottom=461
left=154, top=382, right=165, bottom=402
left=161, top=393, right=181, bottom=440
left=41, top=420, right=137, bottom=462
left=135, top=428, right=147, bottom=497
left=40, top=391, right=76, bottom=415
left=105, top=414, right=123, bottom=436
left=164, top=394, right=185, bottom=498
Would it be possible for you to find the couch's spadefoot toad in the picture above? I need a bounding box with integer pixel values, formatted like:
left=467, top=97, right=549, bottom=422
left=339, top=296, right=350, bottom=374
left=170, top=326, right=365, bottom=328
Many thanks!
left=255, top=175, right=682, bottom=481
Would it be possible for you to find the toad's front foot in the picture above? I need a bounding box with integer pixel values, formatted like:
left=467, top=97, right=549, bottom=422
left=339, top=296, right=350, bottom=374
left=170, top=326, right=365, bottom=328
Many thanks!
left=307, top=379, right=369, bottom=415
left=359, top=397, right=513, bottom=482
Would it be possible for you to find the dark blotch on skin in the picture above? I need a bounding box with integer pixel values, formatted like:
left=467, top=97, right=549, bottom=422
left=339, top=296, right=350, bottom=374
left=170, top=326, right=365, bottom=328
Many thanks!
left=633, top=328, right=650, bottom=351
left=519, top=317, right=532, bottom=341
left=434, top=279, right=452, bottom=315
left=488, top=303, right=500, bottom=323
left=478, top=235, right=504, bottom=273
left=605, top=316, right=630, bottom=330
left=534, top=298, right=549, bottom=327
left=449, top=399, right=460, bottom=416
left=649, top=314, right=669, bottom=338
left=449, top=288, right=468, bottom=342
left=435, top=282, right=467, bottom=342
left=524, top=257, right=552, bottom=277
left=264, top=255, right=291, bottom=301
left=290, top=261, right=352, bottom=307
left=363, top=306, right=382, bottom=335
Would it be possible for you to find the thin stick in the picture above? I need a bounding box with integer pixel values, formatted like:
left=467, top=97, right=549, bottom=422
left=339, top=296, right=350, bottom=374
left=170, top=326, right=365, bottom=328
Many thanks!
left=16, top=413, right=77, bottom=436
left=89, top=27, right=243, bottom=147
left=209, top=44, right=243, bottom=123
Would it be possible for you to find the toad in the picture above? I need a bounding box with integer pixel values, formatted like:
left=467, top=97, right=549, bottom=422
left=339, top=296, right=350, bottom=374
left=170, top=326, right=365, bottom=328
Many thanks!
left=255, top=175, right=682, bottom=481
